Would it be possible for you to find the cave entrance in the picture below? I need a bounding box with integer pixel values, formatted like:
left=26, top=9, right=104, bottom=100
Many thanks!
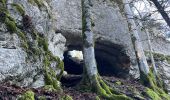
left=61, top=41, right=131, bottom=87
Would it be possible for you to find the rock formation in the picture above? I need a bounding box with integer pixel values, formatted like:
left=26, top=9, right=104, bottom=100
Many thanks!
left=0, top=0, right=169, bottom=92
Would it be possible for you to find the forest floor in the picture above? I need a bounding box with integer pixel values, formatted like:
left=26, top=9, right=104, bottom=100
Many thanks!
left=0, top=75, right=147, bottom=100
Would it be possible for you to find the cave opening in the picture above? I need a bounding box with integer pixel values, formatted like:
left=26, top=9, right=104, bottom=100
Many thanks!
left=61, top=41, right=131, bottom=87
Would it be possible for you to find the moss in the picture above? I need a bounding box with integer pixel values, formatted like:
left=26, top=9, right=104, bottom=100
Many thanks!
left=61, top=95, right=73, bottom=100
left=0, top=0, right=6, bottom=6
left=56, top=60, right=64, bottom=80
left=27, top=0, right=35, bottom=5
left=38, top=37, right=48, bottom=51
left=115, top=81, right=122, bottom=85
left=43, top=56, right=62, bottom=91
left=18, top=31, right=26, bottom=40
left=95, top=96, right=100, bottom=100
left=19, top=90, right=35, bottom=100
left=11, top=3, right=25, bottom=16
left=43, top=85, right=57, bottom=92
left=38, top=96, right=46, bottom=100
left=90, top=75, right=132, bottom=100
left=1, top=0, right=63, bottom=93
left=27, top=0, right=44, bottom=9
left=140, top=67, right=160, bottom=88
left=160, top=93, right=170, bottom=100
left=17, top=31, right=29, bottom=50
left=165, top=55, right=170, bottom=64
left=145, top=88, right=162, bottom=100
left=141, top=68, right=170, bottom=100
left=145, top=51, right=170, bottom=63
left=34, top=0, right=44, bottom=8
left=5, top=18, right=17, bottom=33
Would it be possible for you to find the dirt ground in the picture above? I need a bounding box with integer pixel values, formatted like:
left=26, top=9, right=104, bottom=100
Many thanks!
left=0, top=75, right=147, bottom=100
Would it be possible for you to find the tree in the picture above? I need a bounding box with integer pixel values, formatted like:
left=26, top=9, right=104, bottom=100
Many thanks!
left=122, top=0, right=170, bottom=99
left=122, top=0, right=150, bottom=82
left=81, top=0, right=131, bottom=99
left=150, top=0, right=170, bottom=27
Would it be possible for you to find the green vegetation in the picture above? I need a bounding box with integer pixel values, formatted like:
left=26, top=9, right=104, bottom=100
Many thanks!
left=61, top=95, right=73, bottom=100
left=11, top=3, right=25, bottom=16
left=27, top=0, right=44, bottom=9
left=43, top=85, right=57, bottom=92
left=145, top=88, right=162, bottom=100
left=95, top=96, right=101, bottom=100
left=27, top=0, right=44, bottom=10
left=44, top=56, right=61, bottom=90
left=19, top=90, right=35, bottom=100
left=91, top=75, right=132, bottom=100
left=141, top=69, right=170, bottom=100
left=34, top=0, right=44, bottom=8
left=38, top=96, right=46, bottom=100
left=5, top=18, right=17, bottom=33
left=0, top=0, right=63, bottom=92
left=0, top=0, right=6, bottom=6
left=115, top=81, right=122, bottom=85
left=145, top=51, right=170, bottom=64
left=145, top=87, right=170, bottom=100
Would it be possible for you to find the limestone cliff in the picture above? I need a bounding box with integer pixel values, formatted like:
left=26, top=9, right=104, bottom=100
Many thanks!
left=0, top=0, right=170, bottom=92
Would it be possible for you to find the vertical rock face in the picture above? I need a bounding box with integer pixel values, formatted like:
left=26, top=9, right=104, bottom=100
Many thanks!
left=1, top=0, right=170, bottom=88
left=139, top=29, right=170, bottom=56
left=156, top=61, right=170, bottom=94
left=0, top=0, right=66, bottom=87
left=50, top=0, right=139, bottom=78
left=0, top=48, right=26, bottom=81
left=0, top=0, right=141, bottom=85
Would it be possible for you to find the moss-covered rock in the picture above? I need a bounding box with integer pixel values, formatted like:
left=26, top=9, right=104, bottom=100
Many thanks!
left=0, top=0, right=6, bottom=6
left=145, top=87, right=170, bottom=100
left=27, top=0, right=44, bottom=9
left=43, top=85, right=57, bottom=92
left=43, top=55, right=62, bottom=91
left=19, top=90, right=35, bottom=100
left=115, top=81, right=122, bottom=85
left=61, top=95, right=73, bottom=100
left=95, top=96, right=101, bottom=100
left=38, top=96, right=46, bottom=100
left=5, top=18, right=17, bottom=33
left=145, top=51, right=170, bottom=63
left=11, top=3, right=25, bottom=16
left=1, top=1, right=63, bottom=91
left=145, top=88, right=162, bottom=100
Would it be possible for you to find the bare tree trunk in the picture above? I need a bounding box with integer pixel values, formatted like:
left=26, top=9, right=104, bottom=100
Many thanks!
left=150, top=0, right=170, bottom=27
left=137, top=19, right=157, bottom=76
left=81, top=0, right=131, bottom=99
left=122, top=0, right=150, bottom=76
left=122, top=3, right=170, bottom=98
left=145, top=29, right=157, bottom=75
left=82, top=0, right=98, bottom=79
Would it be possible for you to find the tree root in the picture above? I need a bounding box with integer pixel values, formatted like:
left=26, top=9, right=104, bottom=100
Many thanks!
left=143, top=70, right=170, bottom=100
left=92, top=75, right=132, bottom=100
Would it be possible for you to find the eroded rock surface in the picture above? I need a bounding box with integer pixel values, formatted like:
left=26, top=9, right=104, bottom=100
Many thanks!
left=0, top=0, right=66, bottom=88
left=0, top=0, right=170, bottom=90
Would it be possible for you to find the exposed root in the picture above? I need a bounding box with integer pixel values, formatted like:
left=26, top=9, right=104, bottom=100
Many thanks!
left=141, top=70, right=170, bottom=100
left=91, top=75, right=132, bottom=100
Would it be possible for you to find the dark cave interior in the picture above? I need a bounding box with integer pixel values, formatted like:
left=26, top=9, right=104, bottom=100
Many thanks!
left=61, top=41, right=131, bottom=87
